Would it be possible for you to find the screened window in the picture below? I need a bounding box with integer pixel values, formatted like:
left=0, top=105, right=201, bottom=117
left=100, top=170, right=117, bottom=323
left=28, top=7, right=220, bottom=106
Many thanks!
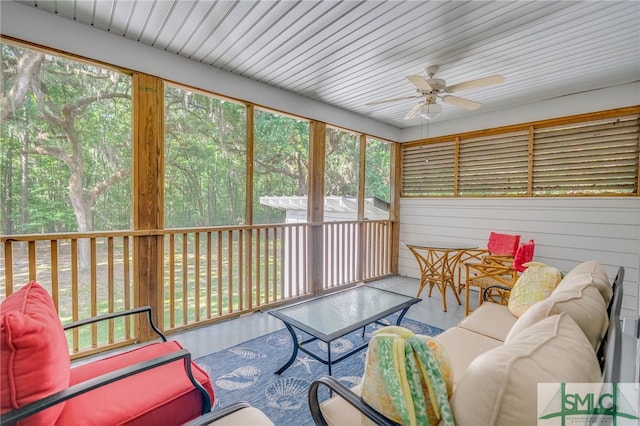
left=253, top=108, right=309, bottom=224
left=1, top=41, right=132, bottom=234
left=364, top=137, right=391, bottom=220
left=325, top=127, right=359, bottom=220
left=164, top=85, right=247, bottom=227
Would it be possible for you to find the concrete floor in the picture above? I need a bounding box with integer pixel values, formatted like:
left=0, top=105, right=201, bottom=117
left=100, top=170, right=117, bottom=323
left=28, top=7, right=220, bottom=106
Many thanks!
left=171, top=275, right=470, bottom=358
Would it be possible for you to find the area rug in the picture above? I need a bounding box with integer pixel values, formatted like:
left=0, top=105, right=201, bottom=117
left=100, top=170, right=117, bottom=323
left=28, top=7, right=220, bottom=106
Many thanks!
left=195, top=315, right=443, bottom=425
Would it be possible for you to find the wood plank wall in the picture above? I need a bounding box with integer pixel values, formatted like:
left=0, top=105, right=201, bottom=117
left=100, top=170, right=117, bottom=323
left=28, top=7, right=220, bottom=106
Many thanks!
left=398, top=197, right=640, bottom=318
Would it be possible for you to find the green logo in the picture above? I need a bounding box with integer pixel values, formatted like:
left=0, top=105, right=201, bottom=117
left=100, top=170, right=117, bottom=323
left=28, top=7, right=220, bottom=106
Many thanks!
left=538, top=383, right=639, bottom=425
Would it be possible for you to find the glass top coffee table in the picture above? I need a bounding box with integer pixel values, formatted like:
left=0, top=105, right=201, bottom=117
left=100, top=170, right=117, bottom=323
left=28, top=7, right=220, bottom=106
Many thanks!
left=268, top=285, right=421, bottom=375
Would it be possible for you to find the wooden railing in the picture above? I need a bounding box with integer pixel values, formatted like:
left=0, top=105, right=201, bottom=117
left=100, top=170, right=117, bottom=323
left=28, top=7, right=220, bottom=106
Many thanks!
left=1, top=220, right=393, bottom=357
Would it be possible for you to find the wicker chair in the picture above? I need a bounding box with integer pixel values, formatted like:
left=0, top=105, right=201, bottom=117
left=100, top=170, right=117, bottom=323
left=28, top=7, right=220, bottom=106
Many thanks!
left=456, top=232, right=521, bottom=295
left=464, top=240, right=535, bottom=315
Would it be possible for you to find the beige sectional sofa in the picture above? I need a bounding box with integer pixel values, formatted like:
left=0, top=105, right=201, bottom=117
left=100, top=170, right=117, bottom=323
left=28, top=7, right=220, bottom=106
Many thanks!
left=309, top=260, right=624, bottom=426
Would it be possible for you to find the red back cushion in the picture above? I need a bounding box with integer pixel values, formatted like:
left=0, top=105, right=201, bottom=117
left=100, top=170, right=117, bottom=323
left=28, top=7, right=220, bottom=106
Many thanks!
left=1, top=282, right=70, bottom=425
left=513, top=240, right=536, bottom=272
left=487, top=232, right=521, bottom=256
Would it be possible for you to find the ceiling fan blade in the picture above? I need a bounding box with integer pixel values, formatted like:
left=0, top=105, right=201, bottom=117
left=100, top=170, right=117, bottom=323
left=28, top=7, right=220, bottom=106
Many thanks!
left=406, top=75, right=433, bottom=91
left=366, top=95, right=421, bottom=106
left=447, top=75, right=505, bottom=93
left=404, top=101, right=426, bottom=119
left=442, top=95, right=481, bottom=110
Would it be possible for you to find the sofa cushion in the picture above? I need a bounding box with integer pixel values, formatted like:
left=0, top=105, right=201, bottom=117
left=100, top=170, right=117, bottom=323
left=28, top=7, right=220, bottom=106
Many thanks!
left=207, top=407, right=274, bottom=426
left=59, top=340, right=214, bottom=425
left=320, top=384, right=363, bottom=426
left=0, top=282, right=70, bottom=425
left=457, top=302, right=517, bottom=342
left=560, top=260, right=612, bottom=303
left=450, top=313, right=601, bottom=426
left=507, top=262, right=562, bottom=317
left=434, top=327, right=503, bottom=384
left=505, top=272, right=608, bottom=349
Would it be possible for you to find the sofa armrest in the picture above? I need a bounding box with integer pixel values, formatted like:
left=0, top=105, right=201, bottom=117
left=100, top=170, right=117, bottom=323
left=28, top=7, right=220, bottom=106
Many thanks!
left=1, top=349, right=211, bottom=425
left=63, top=305, right=167, bottom=341
left=308, top=376, right=400, bottom=426
left=183, top=401, right=274, bottom=426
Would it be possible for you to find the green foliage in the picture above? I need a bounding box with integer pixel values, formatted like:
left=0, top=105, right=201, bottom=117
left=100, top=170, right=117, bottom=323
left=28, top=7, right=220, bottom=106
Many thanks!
left=1, top=42, right=392, bottom=235
left=325, top=127, right=359, bottom=197
left=1, top=42, right=132, bottom=234
left=365, top=137, right=391, bottom=203
left=253, top=109, right=310, bottom=224
left=164, top=86, right=247, bottom=227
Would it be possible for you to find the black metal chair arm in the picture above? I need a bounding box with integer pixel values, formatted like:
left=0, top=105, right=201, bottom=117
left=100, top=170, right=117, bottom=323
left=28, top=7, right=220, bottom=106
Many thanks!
left=308, top=376, right=400, bottom=426
left=1, top=348, right=211, bottom=425
left=481, top=284, right=512, bottom=302
left=63, top=305, right=167, bottom=341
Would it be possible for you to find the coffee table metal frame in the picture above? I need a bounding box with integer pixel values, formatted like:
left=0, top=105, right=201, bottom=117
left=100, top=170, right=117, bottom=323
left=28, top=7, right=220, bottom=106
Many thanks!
left=268, top=285, right=421, bottom=375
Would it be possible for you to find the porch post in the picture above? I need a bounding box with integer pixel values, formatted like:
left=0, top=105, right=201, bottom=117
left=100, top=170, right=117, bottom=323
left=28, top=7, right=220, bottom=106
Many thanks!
left=132, top=73, right=164, bottom=342
left=308, top=121, right=326, bottom=295
left=357, top=134, right=367, bottom=282
left=389, top=142, right=401, bottom=274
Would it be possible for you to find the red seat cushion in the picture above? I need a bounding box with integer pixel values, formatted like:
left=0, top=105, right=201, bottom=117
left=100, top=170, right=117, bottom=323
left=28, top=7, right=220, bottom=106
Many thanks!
left=1, top=282, right=70, bottom=425
left=487, top=232, right=521, bottom=256
left=59, top=340, right=214, bottom=425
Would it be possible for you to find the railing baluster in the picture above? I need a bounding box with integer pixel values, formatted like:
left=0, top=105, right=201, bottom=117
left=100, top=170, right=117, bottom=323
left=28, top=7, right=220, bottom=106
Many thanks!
left=50, top=240, right=59, bottom=311
left=280, top=227, right=292, bottom=296
left=245, top=228, right=253, bottom=309
left=206, top=231, right=212, bottom=319
left=124, top=236, right=131, bottom=340
left=263, top=228, right=268, bottom=302
left=271, top=227, right=278, bottom=300
left=28, top=240, right=36, bottom=282
left=302, top=224, right=308, bottom=294
left=182, top=233, right=188, bottom=325
left=2, top=241, right=13, bottom=297
left=169, top=234, right=176, bottom=329
left=108, top=237, right=115, bottom=344
left=217, top=230, right=223, bottom=316
left=255, top=228, right=261, bottom=304
left=71, top=238, right=79, bottom=352
left=238, top=229, right=243, bottom=311
left=195, top=232, right=200, bottom=322
left=227, top=230, right=233, bottom=313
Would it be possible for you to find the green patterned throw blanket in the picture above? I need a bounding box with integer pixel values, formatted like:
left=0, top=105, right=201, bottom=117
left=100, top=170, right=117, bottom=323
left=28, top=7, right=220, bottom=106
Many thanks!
left=360, top=326, right=454, bottom=426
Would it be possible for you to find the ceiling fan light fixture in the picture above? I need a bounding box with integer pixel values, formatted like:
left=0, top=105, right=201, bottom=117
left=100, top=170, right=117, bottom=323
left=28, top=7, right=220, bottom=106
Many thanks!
left=420, top=102, right=442, bottom=119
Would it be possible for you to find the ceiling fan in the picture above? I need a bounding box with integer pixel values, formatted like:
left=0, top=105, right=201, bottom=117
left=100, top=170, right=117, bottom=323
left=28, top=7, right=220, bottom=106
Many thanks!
left=367, top=65, right=505, bottom=119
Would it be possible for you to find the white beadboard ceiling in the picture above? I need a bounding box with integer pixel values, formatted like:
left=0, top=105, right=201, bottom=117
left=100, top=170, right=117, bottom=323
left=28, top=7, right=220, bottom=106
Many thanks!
left=12, top=0, right=640, bottom=129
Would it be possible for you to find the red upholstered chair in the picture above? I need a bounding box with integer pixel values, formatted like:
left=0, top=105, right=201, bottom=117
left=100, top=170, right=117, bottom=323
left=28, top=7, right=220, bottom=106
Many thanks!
left=464, top=240, right=535, bottom=315
left=1, top=282, right=214, bottom=425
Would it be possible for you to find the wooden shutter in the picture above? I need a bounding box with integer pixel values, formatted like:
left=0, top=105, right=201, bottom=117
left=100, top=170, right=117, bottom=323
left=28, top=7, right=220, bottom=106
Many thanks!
left=458, top=131, right=530, bottom=195
left=533, top=114, right=639, bottom=195
left=402, top=140, right=455, bottom=196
